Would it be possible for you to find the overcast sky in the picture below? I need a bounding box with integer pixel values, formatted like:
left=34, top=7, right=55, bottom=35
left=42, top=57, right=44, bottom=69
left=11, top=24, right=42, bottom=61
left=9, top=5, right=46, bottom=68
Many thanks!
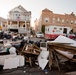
left=0, top=0, right=76, bottom=26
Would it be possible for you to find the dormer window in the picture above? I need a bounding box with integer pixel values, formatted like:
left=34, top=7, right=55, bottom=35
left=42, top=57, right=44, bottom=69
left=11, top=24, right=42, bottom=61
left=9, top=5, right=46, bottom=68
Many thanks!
left=14, top=11, right=19, bottom=13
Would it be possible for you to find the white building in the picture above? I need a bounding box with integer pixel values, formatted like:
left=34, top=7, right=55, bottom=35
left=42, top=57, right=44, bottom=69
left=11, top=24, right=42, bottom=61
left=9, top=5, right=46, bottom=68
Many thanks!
left=7, top=5, right=31, bottom=33
left=0, top=17, right=7, bottom=31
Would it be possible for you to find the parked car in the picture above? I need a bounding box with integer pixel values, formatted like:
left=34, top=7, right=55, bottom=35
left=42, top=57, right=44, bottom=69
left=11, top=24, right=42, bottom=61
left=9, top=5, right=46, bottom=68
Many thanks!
left=36, top=32, right=44, bottom=38
left=73, top=32, right=76, bottom=36
left=66, top=33, right=76, bottom=39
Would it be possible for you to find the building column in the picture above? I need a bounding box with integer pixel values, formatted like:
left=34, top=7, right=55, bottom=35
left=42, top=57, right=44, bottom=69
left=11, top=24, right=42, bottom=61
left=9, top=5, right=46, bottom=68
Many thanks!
left=10, top=21, right=12, bottom=25
left=25, top=20, right=27, bottom=31
left=7, top=20, right=8, bottom=25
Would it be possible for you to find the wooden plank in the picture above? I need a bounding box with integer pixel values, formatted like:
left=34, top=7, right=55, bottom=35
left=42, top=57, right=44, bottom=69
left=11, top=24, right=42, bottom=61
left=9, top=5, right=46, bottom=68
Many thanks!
left=48, top=44, right=76, bottom=54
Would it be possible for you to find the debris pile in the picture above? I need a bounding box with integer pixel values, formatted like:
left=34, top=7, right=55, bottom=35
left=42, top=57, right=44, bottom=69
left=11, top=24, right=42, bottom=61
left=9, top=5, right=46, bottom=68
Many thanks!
left=0, top=34, right=76, bottom=74
left=21, top=44, right=41, bottom=67
left=47, top=35, right=76, bottom=71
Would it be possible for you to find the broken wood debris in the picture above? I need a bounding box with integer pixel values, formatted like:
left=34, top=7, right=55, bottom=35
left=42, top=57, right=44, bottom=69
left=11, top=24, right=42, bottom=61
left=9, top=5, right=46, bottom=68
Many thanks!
left=18, top=35, right=76, bottom=71
left=47, top=35, right=76, bottom=71
left=20, top=44, right=41, bottom=67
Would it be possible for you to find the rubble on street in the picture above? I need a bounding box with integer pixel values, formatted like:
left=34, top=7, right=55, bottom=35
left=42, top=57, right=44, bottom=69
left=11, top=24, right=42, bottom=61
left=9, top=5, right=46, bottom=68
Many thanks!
left=0, top=33, right=76, bottom=75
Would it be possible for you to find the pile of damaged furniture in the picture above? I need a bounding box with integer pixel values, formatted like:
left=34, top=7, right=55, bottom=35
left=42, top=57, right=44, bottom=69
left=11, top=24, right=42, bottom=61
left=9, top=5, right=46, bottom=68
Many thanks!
left=47, top=35, right=76, bottom=71
left=0, top=34, right=42, bottom=70
left=0, top=39, right=25, bottom=70
left=0, top=34, right=76, bottom=73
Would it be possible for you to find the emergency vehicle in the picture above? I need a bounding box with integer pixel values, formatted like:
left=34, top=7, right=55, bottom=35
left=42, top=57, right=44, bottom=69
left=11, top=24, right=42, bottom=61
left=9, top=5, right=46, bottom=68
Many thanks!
left=45, top=25, right=73, bottom=40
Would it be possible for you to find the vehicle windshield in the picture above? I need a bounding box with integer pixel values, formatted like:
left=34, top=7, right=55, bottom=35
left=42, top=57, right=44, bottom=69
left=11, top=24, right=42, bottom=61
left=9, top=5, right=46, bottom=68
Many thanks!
left=37, top=32, right=43, bottom=34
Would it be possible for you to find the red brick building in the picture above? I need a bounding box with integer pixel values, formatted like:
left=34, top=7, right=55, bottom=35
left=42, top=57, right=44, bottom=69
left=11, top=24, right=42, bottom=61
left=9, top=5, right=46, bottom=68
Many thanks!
left=35, top=8, right=76, bottom=33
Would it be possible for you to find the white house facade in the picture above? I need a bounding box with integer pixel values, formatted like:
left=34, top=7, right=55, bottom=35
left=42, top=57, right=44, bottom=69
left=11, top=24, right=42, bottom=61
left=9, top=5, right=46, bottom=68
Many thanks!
left=7, top=5, right=31, bottom=33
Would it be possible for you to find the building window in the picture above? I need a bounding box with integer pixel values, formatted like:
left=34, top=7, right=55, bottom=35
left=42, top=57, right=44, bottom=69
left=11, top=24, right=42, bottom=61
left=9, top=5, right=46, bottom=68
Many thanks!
left=60, top=28, right=62, bottom=30
left=54, top=27, right=57, bottom=29
left=66, top=20, right=69, bottom=24
left=52, top=18, right=55, bottom=23
left=16, top=14, right=17, bottom=16
left=48, top=28, right=49, bottom=31
left=19, top=14, right=20, bottom=16
left=44, top=18, right=49, bottom=22
left=14, top=11, right=19, bottom=13
left=62, top=19, right=64, bottom=23
left=57, top=18, right=60, bottom=22
left=71, top=20, right=73, bottom=24
left=74, top=20, right=76, bottom=24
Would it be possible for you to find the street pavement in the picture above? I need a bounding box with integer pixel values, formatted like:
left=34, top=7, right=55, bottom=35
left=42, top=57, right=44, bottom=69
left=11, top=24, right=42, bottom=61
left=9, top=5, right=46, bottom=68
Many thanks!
left=29, top=37, right=45, bottom=42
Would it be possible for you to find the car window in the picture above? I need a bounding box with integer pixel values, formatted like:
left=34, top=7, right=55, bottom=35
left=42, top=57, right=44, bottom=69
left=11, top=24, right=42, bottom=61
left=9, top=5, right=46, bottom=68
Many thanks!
left=36, top=32, right=42, bottom=34
left=38, top=32, right=42, bottom=34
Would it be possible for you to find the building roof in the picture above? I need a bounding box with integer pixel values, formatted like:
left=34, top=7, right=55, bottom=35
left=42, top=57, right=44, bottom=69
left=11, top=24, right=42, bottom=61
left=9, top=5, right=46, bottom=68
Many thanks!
left=0, top=17, right=7, bottom=22
left=9, top=5, right=31, bottom=14
left=18, top=5, right=28, bottom=13
left=42, top=8, right=53, bottom=13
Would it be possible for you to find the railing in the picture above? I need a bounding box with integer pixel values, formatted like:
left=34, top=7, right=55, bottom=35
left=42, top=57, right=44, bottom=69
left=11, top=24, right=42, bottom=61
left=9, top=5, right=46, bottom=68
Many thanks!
left=7, top=25, right=30, bottom=33
left=7, top=25, right=26, bottom=30
left=8, top=18, right=30, bottom=22
left=8, top=25, right=19, bottom=29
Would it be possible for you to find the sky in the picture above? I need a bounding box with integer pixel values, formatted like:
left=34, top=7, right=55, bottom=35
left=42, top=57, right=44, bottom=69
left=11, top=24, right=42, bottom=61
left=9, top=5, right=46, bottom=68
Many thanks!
left=0, top=0, right=76, bottom=26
